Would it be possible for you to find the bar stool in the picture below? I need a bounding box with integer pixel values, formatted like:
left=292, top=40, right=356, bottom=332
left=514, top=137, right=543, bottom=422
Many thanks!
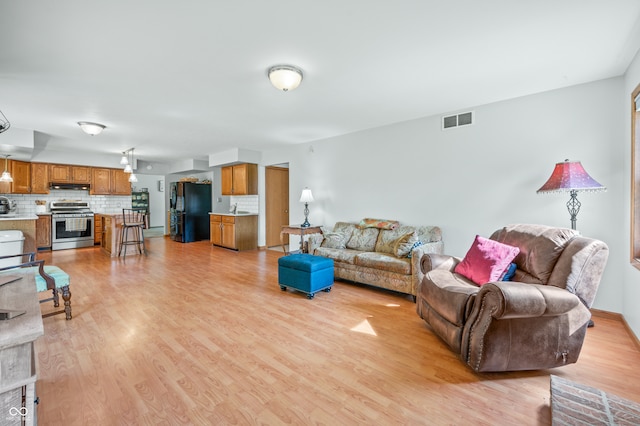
left=118, top=208, right=147, bottom=258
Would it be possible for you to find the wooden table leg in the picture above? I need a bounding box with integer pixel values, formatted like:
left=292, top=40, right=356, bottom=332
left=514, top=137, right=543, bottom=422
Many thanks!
left=280, top=230, right=288, bottom=255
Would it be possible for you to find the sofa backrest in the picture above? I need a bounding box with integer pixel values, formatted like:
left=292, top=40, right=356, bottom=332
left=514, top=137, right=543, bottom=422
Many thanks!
left=490, top=223, right=609, bottom=307
left=330, top=222, right=443, bottom=253
left=490, top=224, right=578, bottom=285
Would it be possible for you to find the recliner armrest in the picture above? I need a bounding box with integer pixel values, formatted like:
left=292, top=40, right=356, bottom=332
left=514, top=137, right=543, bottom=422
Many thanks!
left=477, top=281, right=580, bottom=319
left=420, top=253, right=461, bottom=274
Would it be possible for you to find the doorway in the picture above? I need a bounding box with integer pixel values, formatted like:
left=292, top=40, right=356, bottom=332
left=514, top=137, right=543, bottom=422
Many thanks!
left=265, top=165, right=289, bottom=248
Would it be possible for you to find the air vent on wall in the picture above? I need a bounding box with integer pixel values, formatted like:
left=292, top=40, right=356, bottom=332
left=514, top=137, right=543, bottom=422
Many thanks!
left=442, top=111, right=474, bottom=130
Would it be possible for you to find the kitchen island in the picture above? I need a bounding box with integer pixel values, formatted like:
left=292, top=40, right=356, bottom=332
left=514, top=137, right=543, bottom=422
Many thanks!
left=99, top=213, right=146, bottom=257
left=0, top=215, right=39, bottom=253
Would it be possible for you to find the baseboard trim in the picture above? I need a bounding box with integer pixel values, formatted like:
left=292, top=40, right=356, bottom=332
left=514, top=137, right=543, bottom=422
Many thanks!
left=591, top=308, right=640, bottom=352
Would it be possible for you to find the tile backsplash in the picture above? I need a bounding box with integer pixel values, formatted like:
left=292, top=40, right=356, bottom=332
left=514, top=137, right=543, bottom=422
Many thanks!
left=5, top=191, right=132, bottom=215
left=229, top=195, right=258, bottom=213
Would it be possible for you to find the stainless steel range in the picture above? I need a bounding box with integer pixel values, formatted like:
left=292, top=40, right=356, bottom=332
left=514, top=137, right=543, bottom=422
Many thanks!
left=50, top=200, right=95, bottom=250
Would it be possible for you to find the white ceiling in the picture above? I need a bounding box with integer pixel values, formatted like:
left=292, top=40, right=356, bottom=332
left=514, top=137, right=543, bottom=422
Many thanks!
left=1, top=1, right=639, bottom=169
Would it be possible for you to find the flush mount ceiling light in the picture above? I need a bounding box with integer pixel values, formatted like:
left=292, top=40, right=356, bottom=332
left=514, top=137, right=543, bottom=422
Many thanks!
left=268, top=65, right=303, bottom=92
left=77, top=121, right=106, bottom=136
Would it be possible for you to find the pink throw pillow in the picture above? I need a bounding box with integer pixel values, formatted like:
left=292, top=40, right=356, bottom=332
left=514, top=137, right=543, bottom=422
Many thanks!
left=454, top=235, right=520, bottom=285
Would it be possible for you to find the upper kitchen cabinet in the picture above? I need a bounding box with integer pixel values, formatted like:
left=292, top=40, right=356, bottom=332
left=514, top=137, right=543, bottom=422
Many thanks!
left=0, top=160, right=31, bottom=194
left=49, top=164, right=91, bottom=183
left=111, top=169, right=131, bottom=195
left=90, top=168, right=111, bottom=195
left=31, top=162, right=50, bottom=194
left=90, top=168, right=130, bottom=195
left=221, top=163, right=258, bottom=195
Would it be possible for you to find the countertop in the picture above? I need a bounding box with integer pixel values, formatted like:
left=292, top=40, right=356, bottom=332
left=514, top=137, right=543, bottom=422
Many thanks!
left=0, top=214, right=39, bottom=221
left=209, top=212, right=258, bottom=217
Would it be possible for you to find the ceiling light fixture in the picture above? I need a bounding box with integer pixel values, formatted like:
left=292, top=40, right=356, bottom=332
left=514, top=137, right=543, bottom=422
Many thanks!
left=0, top=110, right=10, bottom=134
left=268, top=65, right=303, bottom=92
left=77, top=121, right=106, bottom=136
left=0, top=155, right=13, bottom=182
left=120, top=152, right=129, bottom=165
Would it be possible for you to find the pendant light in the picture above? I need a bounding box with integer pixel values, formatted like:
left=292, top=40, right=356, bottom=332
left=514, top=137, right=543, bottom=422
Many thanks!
left=0, top=155, right=13, bottom=182
left=128, top=149, right=137, bottom=182
left=120, top=152, right=129, bottom=165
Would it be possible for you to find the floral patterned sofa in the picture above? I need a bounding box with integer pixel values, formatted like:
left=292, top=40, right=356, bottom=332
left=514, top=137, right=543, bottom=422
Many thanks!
left=308, top=219, right=443, bottom=301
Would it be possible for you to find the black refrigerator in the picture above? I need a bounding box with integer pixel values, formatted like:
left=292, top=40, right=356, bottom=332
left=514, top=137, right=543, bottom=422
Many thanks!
left=169, top=182, right=212, bottom=242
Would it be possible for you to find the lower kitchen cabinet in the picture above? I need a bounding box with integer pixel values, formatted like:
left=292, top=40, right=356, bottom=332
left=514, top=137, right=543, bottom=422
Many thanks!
left=94, top=213, right=103, bottom=245
left=210, top=214, right=257, bottom=251
left=102, top=215, right=113, bottom=254
left=36, top=214, right=52, bottom=249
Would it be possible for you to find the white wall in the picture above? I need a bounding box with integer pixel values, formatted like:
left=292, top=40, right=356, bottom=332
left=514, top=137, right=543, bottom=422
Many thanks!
left=623, top=49, right=640, bottom=338
left=262, top=76, right=628, bottom=324
left=131, top=174, right=165, bottom=228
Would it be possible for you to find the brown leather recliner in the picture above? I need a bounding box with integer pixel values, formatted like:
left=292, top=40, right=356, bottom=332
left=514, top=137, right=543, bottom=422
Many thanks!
left=416, top=224, right=609, bottom=372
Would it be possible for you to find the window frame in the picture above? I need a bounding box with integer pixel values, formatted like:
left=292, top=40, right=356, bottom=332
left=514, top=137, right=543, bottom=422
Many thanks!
left=631, top=83, right=640, bottom=269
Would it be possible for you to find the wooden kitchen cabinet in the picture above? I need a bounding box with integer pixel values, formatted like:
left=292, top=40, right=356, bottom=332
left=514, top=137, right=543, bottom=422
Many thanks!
left=210, top=214, right=222, bottom=245
left=90, top=168, right=130, bottom=195
left=221, top=163, right=257, bottom=195
left=94, top=213, right=103, bottom=245
left=49, top=164, right=91, bottom=183
left=210, top=214, right=257, bottom=250
left=72, top=166, right=91, bottom=183
left=31, top=162, right=50, bottom=194
left=102, top=215, right=113, bottom=254
left=0, top=159, right=32, bottom=194
left=90, top=168, right=111, bottom=195
left=36, top=214, right=52, bottom=249
left=110, top=169, right=131, bottom=195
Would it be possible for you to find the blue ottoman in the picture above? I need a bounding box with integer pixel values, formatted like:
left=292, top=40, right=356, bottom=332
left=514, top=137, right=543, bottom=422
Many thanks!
left=278, top=254, right=334, bottom=299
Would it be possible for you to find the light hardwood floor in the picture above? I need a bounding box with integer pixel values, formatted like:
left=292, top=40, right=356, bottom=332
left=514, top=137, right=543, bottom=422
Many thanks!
left=34, top=238, right=640, bottom=425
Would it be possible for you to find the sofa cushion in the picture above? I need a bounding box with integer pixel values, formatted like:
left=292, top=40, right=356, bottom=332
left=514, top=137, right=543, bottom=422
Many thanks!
left=420, top=269, right=480, bottom=326
left=394, top=231, right=419, bottom=258
left=346, top=227, right=379, bottom=251
left=376, top=230, right=407, bottom=254
left=314, top=247, right=360, bottom=264
left=358, top=218, right=400, bottom=230
left=454, top=235, right=520, bottom=285
left=375, top=225, right=418, bottom=253
left=354, top=252, right=411, bottom=275
left=321, top=232, right=349, bottom=249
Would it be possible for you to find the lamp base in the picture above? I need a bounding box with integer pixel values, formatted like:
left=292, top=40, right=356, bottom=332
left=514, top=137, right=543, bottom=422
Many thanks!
left=301, top=202, right=310, bottom=227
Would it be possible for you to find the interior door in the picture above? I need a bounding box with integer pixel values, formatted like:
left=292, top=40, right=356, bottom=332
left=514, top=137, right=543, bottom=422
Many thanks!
left=265, top=166, right=289, bottom=247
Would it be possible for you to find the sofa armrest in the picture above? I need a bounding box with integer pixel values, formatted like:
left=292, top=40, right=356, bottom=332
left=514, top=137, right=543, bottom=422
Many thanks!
left=308, top=234, right=324, bottom=254
left=475, top=281, right=580, bottom=320
left=420, top=253, right=461, bottom=274
left=463, top=281, right=587, bottom=372
left=410, top=241, right=444, bottom=299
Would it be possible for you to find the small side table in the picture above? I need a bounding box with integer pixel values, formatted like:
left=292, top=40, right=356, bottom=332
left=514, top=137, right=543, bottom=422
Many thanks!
left=280, top=224, right=323, bottom=255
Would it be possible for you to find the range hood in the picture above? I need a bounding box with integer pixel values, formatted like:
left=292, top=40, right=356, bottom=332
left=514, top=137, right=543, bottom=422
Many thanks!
left=49, top=182, right=91, bottom=190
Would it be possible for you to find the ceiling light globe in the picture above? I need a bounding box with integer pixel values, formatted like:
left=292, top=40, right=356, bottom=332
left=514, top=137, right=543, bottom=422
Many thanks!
left=268, top=65, right=303, bottom=92
left=77, top=121, right=106, bottom=136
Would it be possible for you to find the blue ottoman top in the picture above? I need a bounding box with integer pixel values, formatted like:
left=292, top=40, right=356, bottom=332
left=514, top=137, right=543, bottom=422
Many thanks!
left=278, top=254, right=334, bottom=272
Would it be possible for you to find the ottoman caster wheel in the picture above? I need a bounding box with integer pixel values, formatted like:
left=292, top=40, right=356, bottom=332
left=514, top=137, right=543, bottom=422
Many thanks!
left=307, top=293, right=315, bottom=299
left=323, top=287, right=332, bottom=292
left=280, top=286, right=287, bottom=291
